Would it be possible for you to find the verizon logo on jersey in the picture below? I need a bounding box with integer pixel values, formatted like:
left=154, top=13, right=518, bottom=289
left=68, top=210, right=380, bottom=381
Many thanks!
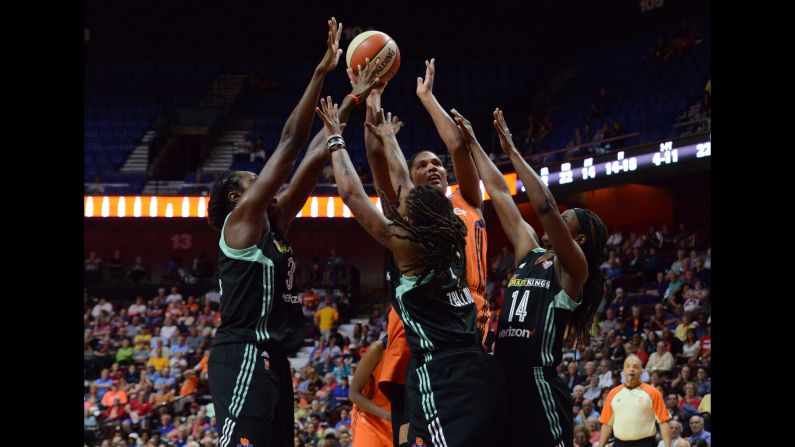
left=499, top=327, right=536, bottom=339
left=282, top=293, right=300, bottom=304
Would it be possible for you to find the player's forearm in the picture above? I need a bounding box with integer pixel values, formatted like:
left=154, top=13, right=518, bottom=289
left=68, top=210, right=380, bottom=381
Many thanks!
left=420, top=93, right=465, bottom=153
left=305, top=96, right=356, bottom=163
left=349, top=390, right=390, bottom=420
left=276, top=95, right=357, bottom=225
left=467, top=138, right=531, bottom=247
left=332, top=147, right=370, bottom=206
left=422, top=95, right=485, bottom=206
left=507, top=145, right=558, bottom=217
left=364, top=98, right=395, bottom=200
left=366, top=90, right=382, bottom=115
left=349, top=339, right=389, bottom=420
left=277, top=68, right=329, bottom=159
left=244, top=68, right=330, bottom=215
left=338, top=95, right=356, bottom=124
left=468, top=137, right=509, bottom=195
left=381, top=136, right=413, bottom=196
left=364, top=99, right=384, bottom=157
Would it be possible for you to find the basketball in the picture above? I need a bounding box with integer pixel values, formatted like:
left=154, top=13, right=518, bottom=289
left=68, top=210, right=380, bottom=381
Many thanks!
left=346, top=30, right=401, bottom=82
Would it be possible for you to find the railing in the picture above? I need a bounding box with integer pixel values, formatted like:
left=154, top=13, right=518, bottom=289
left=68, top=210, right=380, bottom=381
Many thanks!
left=84, top=261, right=216, bottom=288
left=673, top=116, right=710, bottom=134
left=85, top=182, right=134, bottom=194
left=493, top=132, right=641, bottom=168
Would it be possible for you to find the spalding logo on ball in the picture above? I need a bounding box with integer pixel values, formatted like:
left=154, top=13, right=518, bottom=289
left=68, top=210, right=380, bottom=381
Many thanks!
left=346, top=30, right=401, bottom=82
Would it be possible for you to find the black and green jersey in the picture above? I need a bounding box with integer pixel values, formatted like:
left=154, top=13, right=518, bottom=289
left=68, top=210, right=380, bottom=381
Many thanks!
left=494, top=248, right=581, bottom=371
left=212, top=214, right=304, bottom=352
left=391, top=254, right=480, bottom=360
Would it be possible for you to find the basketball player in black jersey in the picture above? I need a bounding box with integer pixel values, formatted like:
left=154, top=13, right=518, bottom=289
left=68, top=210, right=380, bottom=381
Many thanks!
left=365, top=63, right=493, bottom=447
left=453, top=108, right=608, bottom=447
left=205, top=18, right=380, bottom=447
left=316, top=98, right=505, bottom=447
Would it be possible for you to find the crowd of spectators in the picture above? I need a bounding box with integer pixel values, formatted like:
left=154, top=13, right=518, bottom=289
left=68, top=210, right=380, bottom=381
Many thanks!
left=87, top=218, right=710, bottom=447
left=85, top=248, right=364, bottom=447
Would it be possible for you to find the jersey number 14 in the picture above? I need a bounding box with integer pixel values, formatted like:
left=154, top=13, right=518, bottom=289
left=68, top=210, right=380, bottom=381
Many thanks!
left=508, top=290, right=530, bottom=323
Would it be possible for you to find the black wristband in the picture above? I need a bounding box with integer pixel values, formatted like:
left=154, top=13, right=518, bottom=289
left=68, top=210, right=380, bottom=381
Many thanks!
left=327, top=135, right=345, bottom=153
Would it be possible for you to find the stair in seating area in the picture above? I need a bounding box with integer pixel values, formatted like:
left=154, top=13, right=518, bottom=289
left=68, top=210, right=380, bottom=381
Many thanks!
left=287, top=316, right=370, bottom=369
left=202, top=130, right=249, bottom=174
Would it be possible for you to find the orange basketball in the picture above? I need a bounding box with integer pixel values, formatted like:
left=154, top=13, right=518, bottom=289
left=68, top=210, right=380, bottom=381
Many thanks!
left=345, top=30, right=401, bottom=83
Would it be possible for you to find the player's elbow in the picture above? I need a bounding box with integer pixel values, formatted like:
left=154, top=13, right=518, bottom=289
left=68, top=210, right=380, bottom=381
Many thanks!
left=338, top=189, right=355, bottom=205
left=348, top=391, right=363, bottom=407
left=446, top=137, right=467, bottom=155
left=272, top=143, right=300, bottom=166
left=278, top=131, right=298, bottom=151
left=339, top=189, right=368, bottom=213
left=534, top=196, right=557, bottom=216
left=489, top=182, right=510, bottom=196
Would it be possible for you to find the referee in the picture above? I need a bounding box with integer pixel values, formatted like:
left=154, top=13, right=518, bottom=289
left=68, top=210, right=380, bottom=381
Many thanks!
left=599, top=354, right=672, bottom=447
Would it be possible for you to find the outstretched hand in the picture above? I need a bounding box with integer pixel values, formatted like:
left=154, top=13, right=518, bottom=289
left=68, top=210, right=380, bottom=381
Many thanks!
left=493, top=108, right=517, bottom=155
left=316, top=17, right=343, bottom=74
left=364, top=109, right=404, bottom=140
left=450, top=108, right=477, bottom=147
left=345, top=57, right=382, bottom=102
left=315, top=96, right=346, bottom=138
left=415, top=58, right=436, bottom=98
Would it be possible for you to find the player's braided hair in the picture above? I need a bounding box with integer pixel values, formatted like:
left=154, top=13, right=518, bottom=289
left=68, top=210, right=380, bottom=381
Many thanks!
left=207, top=171, right=242, bottom=231
left=378, top=184, right=467, bottom=292
left=568, top=208, right=609, bottom=343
